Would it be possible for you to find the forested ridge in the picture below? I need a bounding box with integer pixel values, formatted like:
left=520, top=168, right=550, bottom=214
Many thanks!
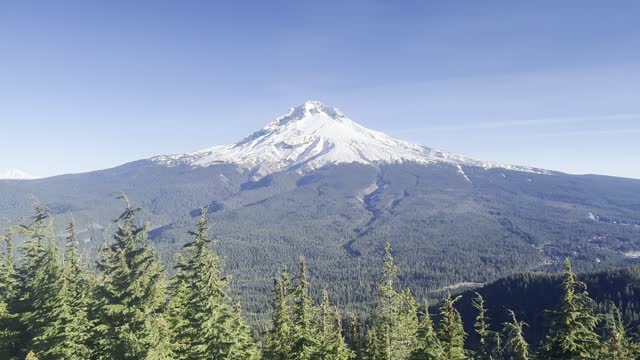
left=1, top=202, right=639, bottom=359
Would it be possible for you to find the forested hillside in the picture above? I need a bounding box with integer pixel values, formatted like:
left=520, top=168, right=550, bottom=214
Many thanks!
left=2, top=161, right=640, bottom=319
left=1, top=203, right=639, bottom=359
left=455, top=264, right=640, bottom=350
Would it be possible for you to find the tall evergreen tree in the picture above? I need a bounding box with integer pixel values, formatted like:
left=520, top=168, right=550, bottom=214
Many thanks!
left=17, top=205, right=71, bottom=359
left=166, top=253, right=190, bottom=359
left=313, top=289, right=352, bottom=360
left=264, top=267, right=294, bottom=360
left=601, top=304, right=638, bottom=360
left=0, top=228, right=20, bottom=358
left=502, top=310, right=528, bottom=360
left=92, top=197, right=168, bottom=359
left=40, top=221, right=94, bottom=359
left=227, top=303, right=261, bottom=360
left=410, top=300, right=444, bottom=360
left=366, top=243, right=419, bottom=360
left=145, top=313, right=175, bottom=360
left=347, top=313, right=365, bottom=360
left=437, top=294, right=466, bottom=360
left=472, top=292, right=500, bottom=360
left=291, top=257, right=318, bottom=360
left=179, top=207, right=258, bottom=359
left=539, top=258, right=600, bottom=359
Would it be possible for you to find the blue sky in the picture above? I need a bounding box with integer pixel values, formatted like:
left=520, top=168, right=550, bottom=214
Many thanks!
left=1, top=0, right=639, bottom=178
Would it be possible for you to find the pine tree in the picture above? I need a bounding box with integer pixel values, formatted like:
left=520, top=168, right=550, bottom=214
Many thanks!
left=226, top=303, right=260, bottom=360
left=17, top=205, right=71, bottom=359
left=38, top=221, right=93, bottom=359
left=437, top=294, right=466, bottom=360
left=347, top=313, right=365, bottom=360
left=502, top=310, right=528, bottom=360
left=409, top=299, right=444, bottom=360
left=313, top=289, right=352, bottom=360
left=0, top=228, right=20, bottom=358
left=601, top=304, right=638, bottom=360
left=166, top=253, right=190, bottom=359
left=473, top=292, right=499, bottom=360
left=366, top=243, right=419, bottom=360
left=92, top=197, right=168, bottom=359
left=291, top=257, right=318, bottom=360
left=264, top=267, right=294, bottom=360
left=145, top=314, right=175, bottom=360
left=539, top=258, right=600, bottom=359
left=179, top=207, right=258, bottom=359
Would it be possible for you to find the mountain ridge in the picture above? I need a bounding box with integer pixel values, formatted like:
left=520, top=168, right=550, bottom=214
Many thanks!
left=152, top=101, right=550, bottom=179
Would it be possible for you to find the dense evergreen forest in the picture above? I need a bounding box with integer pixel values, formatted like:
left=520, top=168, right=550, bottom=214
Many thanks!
left=1, top=201, right=639, bottom=359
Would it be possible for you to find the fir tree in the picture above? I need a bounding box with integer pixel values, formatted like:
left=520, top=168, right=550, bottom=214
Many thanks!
left=291, top=257, right=318, bottom=360
left=0, top=228, right=19, bottom=358
left=347, top=313, right=365, bottom=360
left=17, top=205, right=71, bottom=359
left=601, top=304, right=638, bottom=360
left=92, top=197, right=168, bottom=359
left=166, top=253, right=190, bottom=359
left=437, top=294, right=466, bottom=360
left=313, top=289, right=352, bottom=360
left=409, top=300, right=444, bottom=360
left=366, top=243, right=419, bottom=360
left=472, top=292, right=499, bottom=360
left=39, top=221, right=93, bottom=359
left=180, top=207, right=258, bottom=359
left=502, top=310, right=528, bottom=360
left=264, top=267, right=294, bottom=360
left=226, top=303, right=260, bottom=360
left=539, top=258, right=600, bottom=359
left=144, top=314, right=175, bottom=360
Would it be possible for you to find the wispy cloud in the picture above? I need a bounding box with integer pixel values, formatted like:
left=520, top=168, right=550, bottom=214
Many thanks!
left=392, top=113, right=640, bottom=134
left=536, top=128, right=640, bottom=137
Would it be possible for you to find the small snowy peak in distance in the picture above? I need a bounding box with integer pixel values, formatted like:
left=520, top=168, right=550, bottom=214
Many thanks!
left=0, top=168, right=38, bottom=180
left=153, top=101, right=549, bottom=178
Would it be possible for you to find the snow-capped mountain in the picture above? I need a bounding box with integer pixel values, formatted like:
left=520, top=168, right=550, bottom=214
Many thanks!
left=0, top=168, right=37, bottom=180
left=153, top=101, right=547, bottom=178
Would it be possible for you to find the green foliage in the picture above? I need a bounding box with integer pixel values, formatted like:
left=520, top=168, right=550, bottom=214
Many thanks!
left=17, top=206, right=71, bottom=359
left=3, top=202, right=640, bottom=360
left=0, top=228, right=19, bottom=357
left=291, top=257, right=319, bottom=360
left=437, top=294, right=467, bottom=360
left=409, top=300, right=444, bottom=360
left=366, top=243, right=419, bottom=360
left=166, top=253, right=190, bottom=359
left=45, top=222, right=93, bottom=359
left=539, top=258, right=601, bottom=359
left=176, top=207, right=259, bottom=359
left=472, top=292, right=498, bottom=360
left=502, top=310, right=529, bottom=360
left=601, top=304, right=639, bottom=360
left=92, top=200, right=168, bottom=359
left=264, top=267, right=294, bottom=360
left=347, top=313, right=365, bottom=360
left=314, top=289, right=352, bottom=360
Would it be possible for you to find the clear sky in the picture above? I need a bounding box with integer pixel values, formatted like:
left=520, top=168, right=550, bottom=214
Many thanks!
left=1, top=0, right=639, bottom=179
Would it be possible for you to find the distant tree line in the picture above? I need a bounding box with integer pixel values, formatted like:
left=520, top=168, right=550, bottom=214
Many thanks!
left=1, top=201, right=639, bottom=359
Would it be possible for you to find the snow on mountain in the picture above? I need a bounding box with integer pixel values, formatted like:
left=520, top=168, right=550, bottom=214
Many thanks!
left=0, top=168, right=37, bottom=180
left=153, top=101, right=549, bottom=178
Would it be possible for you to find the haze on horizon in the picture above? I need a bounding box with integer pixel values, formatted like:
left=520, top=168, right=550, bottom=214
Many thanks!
left=1, top=1, right=639, bottom=179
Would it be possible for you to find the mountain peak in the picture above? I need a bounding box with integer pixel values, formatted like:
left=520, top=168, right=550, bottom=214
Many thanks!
left=0, top=168, right=37, bottom=180
left=153, top=102, right=549, bottom=178
left=270, top=101, right=347, bottom=128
